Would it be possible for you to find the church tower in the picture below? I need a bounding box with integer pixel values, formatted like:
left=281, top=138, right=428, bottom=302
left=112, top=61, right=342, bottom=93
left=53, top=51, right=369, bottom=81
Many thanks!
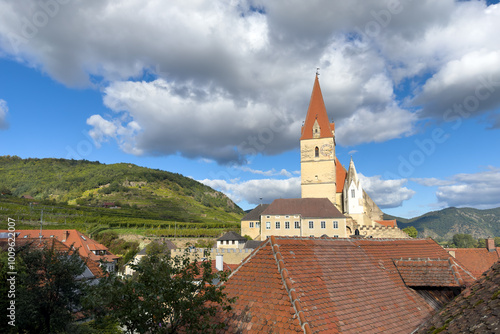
left=300, top=74, right=337, bottom=206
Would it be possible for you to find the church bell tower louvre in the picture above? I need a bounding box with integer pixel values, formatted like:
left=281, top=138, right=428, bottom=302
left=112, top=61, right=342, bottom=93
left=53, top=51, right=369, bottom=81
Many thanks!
left=300, top=73, right=338, bottom=207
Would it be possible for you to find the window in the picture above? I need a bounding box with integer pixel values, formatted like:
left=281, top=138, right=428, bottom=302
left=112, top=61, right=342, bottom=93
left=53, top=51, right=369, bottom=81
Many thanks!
left=315, top=146, right=319, bottom=157
left=285, top=221, right=290, bottom=229
left=285, top=215, right=290, bottom=218
left=256, top=222, right=261, bottom=228
left=294, top=221, right=300, bottom=229
left=351, top=189, right=355, bottom=198
left=276, top=215, right=280, bottom=218
left=333, top=221, right=338, bottom=229
left=333, top=235, right=339, bottom=238
left=249, top=222, right=254, bottom=228
left=232, top=240, right=235, bottom=244
left=266, top=215, right=270, bottom=219
left=266, top=222, right=271, bottom=230
left=276, top=222, right=281, bottom=229
left=321, top=221, right=326, bottom=229
left=309, top=221, right=314, bottom=229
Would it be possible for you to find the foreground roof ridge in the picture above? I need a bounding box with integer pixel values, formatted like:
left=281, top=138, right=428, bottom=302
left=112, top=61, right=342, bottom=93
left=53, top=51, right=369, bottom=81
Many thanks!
left=269, top=236, right=313, bottom=334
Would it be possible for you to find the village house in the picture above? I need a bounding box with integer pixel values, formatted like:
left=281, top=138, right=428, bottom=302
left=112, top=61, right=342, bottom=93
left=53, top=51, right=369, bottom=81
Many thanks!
left=2, top=229, right=119, bottom=273
left=212, top=236, right=475, bottom=333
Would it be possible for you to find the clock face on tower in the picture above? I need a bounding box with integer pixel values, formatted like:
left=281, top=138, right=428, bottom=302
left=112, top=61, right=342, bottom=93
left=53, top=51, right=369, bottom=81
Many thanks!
left=320, top=143, right=332, bottom=157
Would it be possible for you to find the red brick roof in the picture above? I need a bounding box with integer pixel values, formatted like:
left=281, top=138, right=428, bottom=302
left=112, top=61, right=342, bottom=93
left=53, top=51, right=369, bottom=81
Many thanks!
left=336, top=158, right=347, bottom=193
left=215, top=237, right=476, bottom=333
left=300, top=75, right=334, bottom=140
left=375, top=219, right=398, bottom=228
left=2, top=229, right=119, bottom=264
left=447, top=247, right=500, bottom=278
left=261, top=198, right=346, bottom=218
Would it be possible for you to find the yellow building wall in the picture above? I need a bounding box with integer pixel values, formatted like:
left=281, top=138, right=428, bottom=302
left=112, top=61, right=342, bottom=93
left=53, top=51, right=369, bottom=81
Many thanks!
left=241, top=219, right=261, bottom=240
left=259, top=215, right=347, bottom=240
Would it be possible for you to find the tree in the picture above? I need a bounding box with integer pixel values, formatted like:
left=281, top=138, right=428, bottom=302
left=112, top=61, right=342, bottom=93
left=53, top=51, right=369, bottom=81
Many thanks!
left=85, top=248, right=235, bottom=333
left=452, top=233, right=476, bottom=248
left=2, top=240, right=86, bottom=333
left=403, top=226, right=418, bottom=238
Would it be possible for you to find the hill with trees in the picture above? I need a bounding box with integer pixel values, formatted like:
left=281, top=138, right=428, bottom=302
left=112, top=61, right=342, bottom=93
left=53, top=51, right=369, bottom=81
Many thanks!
left=384, top=207, right=500, bottom=241
left=0, top=156, right=243, bottom=237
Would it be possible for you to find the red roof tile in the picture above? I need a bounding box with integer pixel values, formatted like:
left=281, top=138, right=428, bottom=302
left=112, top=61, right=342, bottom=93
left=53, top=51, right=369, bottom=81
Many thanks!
left=375, top=219, right=398, bottom=228
left=214, top=237, right=476, bottom=333
left=336, top=158, right=347, bottom=193
left=447, top=247, right=500, bottom=278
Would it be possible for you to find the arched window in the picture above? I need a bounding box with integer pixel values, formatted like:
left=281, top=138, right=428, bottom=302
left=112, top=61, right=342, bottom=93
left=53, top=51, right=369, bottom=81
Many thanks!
left=315, top=146, right=319, bottom=157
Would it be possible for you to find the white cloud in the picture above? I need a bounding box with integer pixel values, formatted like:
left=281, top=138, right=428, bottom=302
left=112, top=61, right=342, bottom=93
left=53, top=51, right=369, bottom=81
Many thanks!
left=411, top=177, right=454, bottom=187
left=1, top=1, right=500, bottom=161
left=359, top=173, right=415, bottom=209
left=435, top=167, right=500, bottom=209
left=0, top=99, right=8, bottom=130
left=199, top=177, right=301, bottom=206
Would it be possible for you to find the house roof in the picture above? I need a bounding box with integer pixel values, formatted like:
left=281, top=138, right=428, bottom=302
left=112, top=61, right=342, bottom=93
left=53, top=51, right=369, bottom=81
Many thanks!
left=415, top=260, right=500, bottom=334
left=261, top=198, right=346, bottom=219
left=214, top=236, right=476, bottom=333
left=217, top=231, right=247, bottom=242
left=375, top=219, right=398, bottom=228
left=336, top=158, right=347, bottom=193
left=1, top=229, right=119, bottom=264
left=447, top=247, right=500, bottom=278
left=393, top=258, right=464, bottom=287
left=244, top=240, right=262, bottom=249
left=0, top=237, right=104, bottom=278
left=241, top=204, right=269, bottom=221
left=300, top=75, right=334, bottom=140
left=136, top=239, right=177, bottom=256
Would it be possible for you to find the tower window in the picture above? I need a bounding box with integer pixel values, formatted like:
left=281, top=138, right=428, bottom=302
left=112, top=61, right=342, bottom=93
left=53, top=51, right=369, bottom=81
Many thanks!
left=315, top=146, right=319, bottom=157
left=351, top=189, right=355, bottom=198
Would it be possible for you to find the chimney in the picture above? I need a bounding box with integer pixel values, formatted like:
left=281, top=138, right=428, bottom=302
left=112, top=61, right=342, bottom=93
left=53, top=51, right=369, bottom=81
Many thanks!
left=486, top=238, right=496, bottom=252
left=216, top=254, right=224, bottom=271
left=63, top=230, right=69, bottom=242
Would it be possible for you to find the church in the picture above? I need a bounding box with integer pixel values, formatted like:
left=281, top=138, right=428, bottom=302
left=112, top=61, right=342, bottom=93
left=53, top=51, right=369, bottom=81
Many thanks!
left=241, top=74, right=408, bottom=240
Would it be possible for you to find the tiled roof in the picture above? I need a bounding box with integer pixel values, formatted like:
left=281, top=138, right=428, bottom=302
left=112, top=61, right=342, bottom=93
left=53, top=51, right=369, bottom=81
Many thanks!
left=261, top=198, right=346, bottom=219
left=415, top=260, right=500, bottom=334
left=447, top=247, right=500, bottom=278
left=336, top=158, right=347, bottom=193
left=300, top=75, right=334, bottom=140
left=217, top=231, right=247, bottom=242
left=375, top=219, right=398, bottom=228
left=1, top=229, right=119, bottom=264
left=0, top=237, right=105, bottom=278
left=242, top=204, right=269, bottom=221
left=215, top=237, right=475, bottom=333
left=394, top=258, right=463, bottom=287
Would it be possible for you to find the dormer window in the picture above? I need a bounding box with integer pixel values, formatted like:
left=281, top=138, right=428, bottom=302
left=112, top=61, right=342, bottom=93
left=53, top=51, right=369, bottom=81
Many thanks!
left=313, top=119, right=321, bottom=138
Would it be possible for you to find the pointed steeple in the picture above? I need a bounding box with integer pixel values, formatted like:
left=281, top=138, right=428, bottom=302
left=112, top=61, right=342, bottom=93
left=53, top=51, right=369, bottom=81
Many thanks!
left=346, top=157, right=360, bottom=188
left=300, top=74, right=335, bottom=140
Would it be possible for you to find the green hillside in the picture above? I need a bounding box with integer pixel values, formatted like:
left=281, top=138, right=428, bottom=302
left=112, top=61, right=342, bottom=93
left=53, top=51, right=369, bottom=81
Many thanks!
left=0, top=156, right=243, bottom=237
left=385, top=207, right=500, bottom=240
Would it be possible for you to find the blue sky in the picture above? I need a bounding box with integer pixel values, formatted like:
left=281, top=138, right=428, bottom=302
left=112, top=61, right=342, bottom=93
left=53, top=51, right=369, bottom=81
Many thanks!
left=1, top=0, right=500, bottom=218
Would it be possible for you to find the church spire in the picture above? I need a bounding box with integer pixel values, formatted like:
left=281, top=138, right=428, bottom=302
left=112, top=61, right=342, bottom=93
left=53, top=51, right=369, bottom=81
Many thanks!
left=300, top=73, right=335, bottom=140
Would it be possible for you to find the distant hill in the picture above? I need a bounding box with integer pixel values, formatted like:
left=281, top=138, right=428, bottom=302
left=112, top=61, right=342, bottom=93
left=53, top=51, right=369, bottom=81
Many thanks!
left=384, top=207, right=500, bottom=240
left=0, top=156, right=243, bottom=229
